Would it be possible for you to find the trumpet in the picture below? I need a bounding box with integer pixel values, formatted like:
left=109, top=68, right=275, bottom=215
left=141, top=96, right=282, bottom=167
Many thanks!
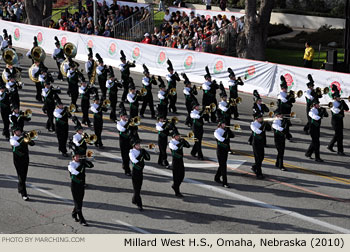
left=283, top=112, right=296, bottom=118
left=339, top=95, right=350, bottom=102
left=136, top=88, right=147, bottom=97
left=23, top=130, right=40, bottom=143
left=23, top=109, right=32, bottom=118
left=83, top=133, right=97, bottom=144
left=102, top=99, right=111, bottom=108
left=320, top=102, right=333, bottom=108
left=229, top=97, right=242, bottom=106
left=197, top=86, right=203, bottom=90
left=168, top=116, right=178, bottom=125
left=68, top=104, right=76, bottom=113
left=80, top=150, right=94, bottom=160
left=315, top=87, right=330, bottom=96
left=141, top=143, right=157, bottom=150
left=169, top=88, right=177, bottom=96
left=225, top=124, right=242, bottom=132
left=204, top=103, right=216, bottom=113
left=129, top=116, right=141, bottom=127
left=181, top=131, right=198, bottom=141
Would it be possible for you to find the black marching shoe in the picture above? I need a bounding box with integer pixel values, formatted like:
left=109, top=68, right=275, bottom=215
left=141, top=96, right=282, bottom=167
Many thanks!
left=223, top=184, right=230, bottom=188
left=315, top=158, right=324, bottom=162
left=72, top=212, right=79, bottom=222
left=22, top=195, right=29, bottom=201
left=138, top=205, right=144, bottom=211
left=79, top=219, right=88, bottom=226
left=280, top=167, right=287, bottom=171
left=214, top=178, right=222, bottom=184
left=125, top=171, right=131, bottom=176
left=305, top=153, right=313, bottom=159
left=337, top=152, right=346, bottom=156
left=256, top=174, right=265, bottom=180
left=327, top=146, right=335, bottom=152
left=62, top=152, right=69, bottom=157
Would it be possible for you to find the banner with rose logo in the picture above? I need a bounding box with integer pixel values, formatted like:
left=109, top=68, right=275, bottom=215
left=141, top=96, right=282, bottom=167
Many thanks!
left=1, top=19, right=349, bottom=104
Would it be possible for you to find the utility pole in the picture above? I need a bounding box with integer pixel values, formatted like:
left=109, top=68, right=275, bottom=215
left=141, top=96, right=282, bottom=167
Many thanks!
left=93, top=0, right=97, bottom=27
left=345, top=0, right=350, bottom=72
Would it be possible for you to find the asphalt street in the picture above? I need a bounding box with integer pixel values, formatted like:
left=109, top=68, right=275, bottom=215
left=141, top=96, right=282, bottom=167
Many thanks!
left=0, top=48, right=349, bottom=234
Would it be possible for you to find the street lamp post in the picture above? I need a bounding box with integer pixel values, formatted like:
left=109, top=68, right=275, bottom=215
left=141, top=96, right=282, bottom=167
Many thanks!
left=345, top=0, right=350, bottom=72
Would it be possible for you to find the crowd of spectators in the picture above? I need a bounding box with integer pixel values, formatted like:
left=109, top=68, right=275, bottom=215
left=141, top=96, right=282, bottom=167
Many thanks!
left=0, top=0, right=25, bottom=22
left=48, top=0, right=151, bottom=38
left=142, top=9, right=245, bottom=56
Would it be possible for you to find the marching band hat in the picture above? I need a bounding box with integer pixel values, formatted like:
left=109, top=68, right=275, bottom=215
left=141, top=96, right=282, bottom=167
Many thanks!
left=217, top=120, right=226, bottom=127
left=88, top=47, right=93, bottom=58
left=120, top=50, right=126, bottom=61
left=72, top=116, right=83, bottom=131
left=11, top=124, right=21, bottom=132
left=157, top=112, right=166, bottom=120
left=8, top=35, right=12, bottom=46
left=93, top=93, right=100, bottom=101
left=108, top=66, right=114, bottom=78
left=54, top=36, right=60, bottom=46
left=331, top=84, right=340, bottom=99
left=142, top=64, right=149, bottom=75
left=96, top=53, right=103, bottom=64
left=274, top=108, right=282, bottom=115
left=56, top=98, right=63, bottom=106
left=74, top=124, right=83, bottom=131
left=131, top=137, right=141, bottom=146
left=253, top=90, right=261, bottom=102
left=11, top=103, right=19, bottom=111
left=192, top=101, right=200, bottom=109
left=181, top=73, right=191, bottom=85
left=158, top=76, right=165, bottom=88
left=306, top=74, right=314, bottom=88
left=167, top=59, right=174, bottom=72
left=33, top=36, right=38, bottom=47
left=253, top=111, right=263, bottom=119
left=3, top=29, right=8, bottom=39
left=171, top=128, right=180, bottom=137
left=280, top=75, right=287, bottom=89
left=204, top=66, right=211, bottom=80
left=228, top=68, right=235, bottom=78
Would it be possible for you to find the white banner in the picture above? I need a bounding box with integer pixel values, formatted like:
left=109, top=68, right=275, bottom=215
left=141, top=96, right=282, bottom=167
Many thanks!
left=96, top=0, right=149, bottom=8
left=1, top=20, right=349, bottom=103
left=168, top=7, right=244, bottom=20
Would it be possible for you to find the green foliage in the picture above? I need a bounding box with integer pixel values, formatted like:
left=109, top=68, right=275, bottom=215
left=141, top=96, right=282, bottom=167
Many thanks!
left=268, top=24, right=293, bottom=37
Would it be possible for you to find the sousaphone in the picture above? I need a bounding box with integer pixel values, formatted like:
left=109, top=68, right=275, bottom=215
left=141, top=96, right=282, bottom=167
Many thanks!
left=28, top=46, right=46, bottom=82
left=1, top=48, right=21, bottom=83
left=60, top=42, right=78, bottom=77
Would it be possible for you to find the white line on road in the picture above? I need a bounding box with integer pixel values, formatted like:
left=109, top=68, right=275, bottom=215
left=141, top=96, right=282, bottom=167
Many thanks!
left=100, top=152, right=350, bottom=234
left=114, top=220, right=151, bottom=234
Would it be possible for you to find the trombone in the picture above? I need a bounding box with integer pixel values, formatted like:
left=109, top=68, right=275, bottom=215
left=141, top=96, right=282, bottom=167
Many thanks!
left=23, top=130, right=40, bottom=143
left=339, top=95, right=350, bottom=102
left=315, top=87, right=330, bottom=96
left=181, top=131, right=198, bottom=141
left=129, top=116, right=141, bottom=127
left=169, top=88, right=177, bottom=96
left=320, top=102, right=333, bottom=109
left=21, top=109, right=32, bottom=119
left=80, top=150, right=94, bottom=160
left=83, top=133, right=97, bottom=144
left=136, top=88, right=147, bottom=97
left=204, top=103, right=216, bottom=114
left=141, top=143, right=157, bottom=150
left=288, top=90, right=304, bottom=98
left=225, top=124, right=242, bottom=132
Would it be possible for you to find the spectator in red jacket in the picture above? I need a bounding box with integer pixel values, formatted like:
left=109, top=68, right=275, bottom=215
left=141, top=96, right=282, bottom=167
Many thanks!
left=141, top=33, right=151, bottom=44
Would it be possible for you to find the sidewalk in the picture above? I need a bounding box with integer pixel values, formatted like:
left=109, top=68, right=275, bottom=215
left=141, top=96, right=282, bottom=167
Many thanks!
left=268, top=27, right=317, bottom=41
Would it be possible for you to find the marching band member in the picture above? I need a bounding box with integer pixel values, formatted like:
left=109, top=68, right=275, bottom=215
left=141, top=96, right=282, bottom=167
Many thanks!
left=202, top=66, right=219, bottom=123
left=166, top=59, right=180, bottom=113
left=90, top=94, right=108, bottom=149
left=54, top=99, right=71, bottom=157
left=217, top=90, right=231, bottom=126
left=156, top=114, right=172, bottom=167
left=52, top=36, right=65, bottom=81
left=248, top=90, right=269, bottom=146
left=29, top=60, right=43, bottom=102
left=250, top=112, right=271, bottom=179
left=182, top=73, right=198, bottom=127
left=1, top=29, right=9, bottom=50
left=10, top=125, right=35, bottom=201
left=67, top=57, right=85, bottom=111
left=327, top=85, right=349, bottom=155
left=0, top=83, right=11, bottom=140
left=42, top=79, right=60, bottom=132
left=5, top=70, right=21, bottom=108
left=119, top=50, right=135, bottom=103
left=190, top=102, right=205, bottom=160
left=71, top=118, right=87, bottom=155
left=117, top=104, right=132, bottom=176
left=106, top=66, right=122, bottom=121
left=140, top=64, right=157, bottom=119
left=277, top=76, right=295, bottom=141
left=85, top=48, right=94, bottom=83
left=9, top=105, right=31, bottom=132
left=129, top=138, right=151, bottom=211
left=214, top=121, right=234, bottom=187
left=127, top=80, right=140, bottom=118
left=68, top=151, right=94, bottom=226
left=169, top=129, right=190, bottom=197
left=272, top=109, right=287, bottom=171
left=304, top=74, right=321, bottom=134
left=305, top=98, right=328, bottom=162
left=227, top=68, right=244, bottom=120
left=7, top=35, right=16, bottom=52
left=157, top=76, right=168, bottom=118
left=95, top=53, right=108, bottom=100
left=79, top=81, right=97, bottom=127
left=26, top=36, right=38, bottom=64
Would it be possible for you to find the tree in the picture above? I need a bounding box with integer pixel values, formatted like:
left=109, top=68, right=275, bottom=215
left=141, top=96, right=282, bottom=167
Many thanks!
left=236, top=0, right=274, bottom=60
left=24, top=0, right=53, bottom=26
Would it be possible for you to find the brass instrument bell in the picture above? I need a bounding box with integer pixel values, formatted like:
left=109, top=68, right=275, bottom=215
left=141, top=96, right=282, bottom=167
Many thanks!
left=63, top=42, right=77, bottom=58
left=320, top=102, right=333, bottom=108
left=102, top=99, right=111, bottom=108
left=24, top=109, right=32, bottom=118
left=68, top=104, right=76, bottom=113
left=129, top=116, right=141, bottom=126
left=169, top=88, right=177, bottom=96
left=23, top=130, right=39, bottom=143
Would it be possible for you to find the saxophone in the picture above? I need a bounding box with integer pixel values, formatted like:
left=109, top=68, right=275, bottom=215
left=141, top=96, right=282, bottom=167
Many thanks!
left=90, top=60, right=97, bottom=85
